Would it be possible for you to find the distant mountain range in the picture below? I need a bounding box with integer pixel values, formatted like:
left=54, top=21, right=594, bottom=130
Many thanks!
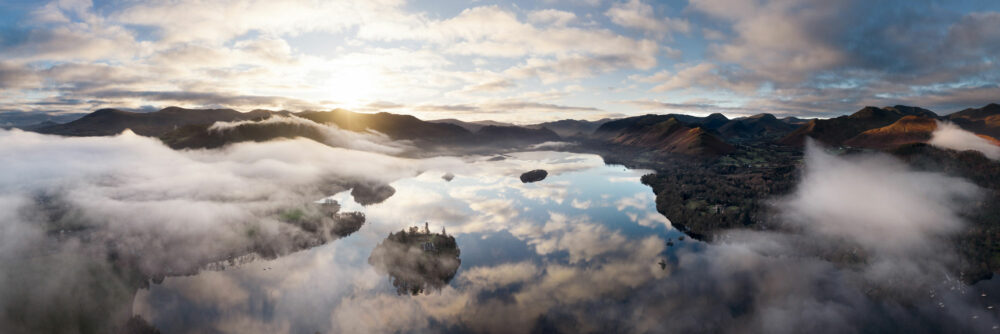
left=17, top=103, right=1000, bottom=157
left=777, top=104, right=1000, bottom=149
left=594, top=115, right=736, bottom=156
left=34, top=107, right=280, bottom=137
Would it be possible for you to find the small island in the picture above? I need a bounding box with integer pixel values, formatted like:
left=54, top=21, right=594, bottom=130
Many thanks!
left=520, top=169, right=548, bottom=183
left=368, top=223, right=461, bottom=295
left=350, top=181, right=396, bottom=205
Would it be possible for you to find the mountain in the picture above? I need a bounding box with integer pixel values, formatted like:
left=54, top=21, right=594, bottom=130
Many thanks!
left=475, top=125, right=560, bottom=145
left=595, top=116, right=734, bottom=156
left=778, top=105, right=939, bottom=146
left=842, top=115, right=939, bottom=149
left=667, top=113, right=729, bottom=130
left=0, top=111, right=86, bottom=129
left=716, top=113, right=798, bottom=142
left=428, top=118, right=514, bottom=132
left=160, top=120, right=327, bottom=149
left=526, top=118, right=611, bottom=137
left=947, top=103, right=1000, bottom=138
left=35, top=107, right=278, bottom=137
left=298, top=109, right=473, bottom=143
left=8, top=120, right=61, bottom=131
left=781, top=116, right=811, bottom=125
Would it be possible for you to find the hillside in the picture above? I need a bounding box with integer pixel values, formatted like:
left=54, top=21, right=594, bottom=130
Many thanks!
left=35, top=107, right=277, bottom=137
left=527, top=118, right=611, bottom=137
left=160, top=120, right=327, bottom=149
left=298, top=109, right=473, bottom=143
left=597, top=116, right=734, bottom=156
left=427, top=118, right=514, bottom=132
left=716, top=113, right=798, bottom=142
left=779, top=105, right=939, bottom=146
left=947, top=103, right=1000, bottom=138
left=475, top=125, right=560, bottom=145
left=842, top=115, right=939, bottom=149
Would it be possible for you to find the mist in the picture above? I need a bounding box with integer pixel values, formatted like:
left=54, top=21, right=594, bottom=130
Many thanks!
left=930, top=121, right=1000, bottom=160
left=2, top=128, right=997, bottom=333
left=320, top=141, right=999, bottom=333
left=208, top=115, right=412, bottom=155
left=0, top=128, right=464, bottom=332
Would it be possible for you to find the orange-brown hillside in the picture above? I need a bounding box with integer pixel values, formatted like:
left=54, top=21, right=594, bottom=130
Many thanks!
left=843, top=115, right=938, bottom=149
left=608, top=118, right=735, bottom=156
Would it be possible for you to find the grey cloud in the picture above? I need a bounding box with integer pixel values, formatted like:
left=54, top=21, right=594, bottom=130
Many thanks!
left=618, top=99, right=760, bottom=116
left=415, top=101, right=601, bottom=114
left=86, top=90, right=325, bottom=111
left=508, top=54, right=657, bottom=83
left=673, top=1, right=1000, bottom=116
left=0, top=62, right=41, bottom=89
left=460, top=79, right=516, bottom=93
left=490, top=101, right=600, bottom=112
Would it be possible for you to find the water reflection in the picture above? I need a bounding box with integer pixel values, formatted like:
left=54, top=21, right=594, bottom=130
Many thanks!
left=130, top=150, right=1000, bottom=333
left=136, top=151, right=685, bottom=333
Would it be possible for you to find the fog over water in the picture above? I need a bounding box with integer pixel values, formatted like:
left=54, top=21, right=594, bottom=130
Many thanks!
left=2, top=129, right=1000, bottom=333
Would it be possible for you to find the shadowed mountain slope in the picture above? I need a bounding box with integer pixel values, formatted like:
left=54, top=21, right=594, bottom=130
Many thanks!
left=35, top=107, right=279, bottom=137
left=595, top=116, right=734, bottom=156
left=717, top=113, right=798, bottom=142
left=299, top=109, right=473, bottom=142
left=527, top=118, right=612, bottom=137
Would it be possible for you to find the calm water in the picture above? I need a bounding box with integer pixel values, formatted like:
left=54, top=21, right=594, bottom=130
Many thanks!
left=133, top=151, right=695, bottom=333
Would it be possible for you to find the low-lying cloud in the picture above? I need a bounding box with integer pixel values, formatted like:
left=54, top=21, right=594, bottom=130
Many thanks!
left=317, top=142, right=999, bottom=333
left=208, top=115, right=412, bottom=155
left=930, top=121, right=1000, bottom=160
left=0, top=128, right=463, bottom=332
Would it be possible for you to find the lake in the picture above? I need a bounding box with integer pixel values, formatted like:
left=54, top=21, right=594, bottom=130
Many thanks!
left=133, top=151, right=697, bottom=333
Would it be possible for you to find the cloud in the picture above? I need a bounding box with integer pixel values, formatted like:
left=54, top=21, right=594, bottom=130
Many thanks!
left=329, top=143, right=998, bottom=333
left=0, top=62, right=41, bottom=89
left=527, top=9, right=577, bottom=27
left=86, top=90, right=325, bottom=111
left=636, top=62, right=758, bottom=93
left=606, top=0, right=690, bottom=39
left=0, top=128, right=466, bottom=331
left=779, top=140, right=981, bottom=254
left=930, top=121, right=1000, bottom=160
left=207, top=115, right=412, bottom=155
left=528, top=141, right=574, bottom=150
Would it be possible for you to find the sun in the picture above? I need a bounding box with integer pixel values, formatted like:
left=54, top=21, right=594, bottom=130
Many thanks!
left=317, top=66, right=381, bottom=108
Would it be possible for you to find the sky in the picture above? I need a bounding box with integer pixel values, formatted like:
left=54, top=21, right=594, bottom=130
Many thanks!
left=0, top=0, right=998, bottom=123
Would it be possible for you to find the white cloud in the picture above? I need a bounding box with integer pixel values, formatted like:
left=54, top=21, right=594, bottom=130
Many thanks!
left=779, top=140, right=980, bottom=253
left=930, top=121, right=1000, bottom=160
left=527, top=9, right=577, bottom=27
left=606, top=0, right=689, bottom=38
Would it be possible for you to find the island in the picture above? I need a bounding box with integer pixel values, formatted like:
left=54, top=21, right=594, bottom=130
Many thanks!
left=368, top=223, right=461, bottom=295
left=349, top=181, right=396, bottom=205
left=519, top=169, right=548, bottom=183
